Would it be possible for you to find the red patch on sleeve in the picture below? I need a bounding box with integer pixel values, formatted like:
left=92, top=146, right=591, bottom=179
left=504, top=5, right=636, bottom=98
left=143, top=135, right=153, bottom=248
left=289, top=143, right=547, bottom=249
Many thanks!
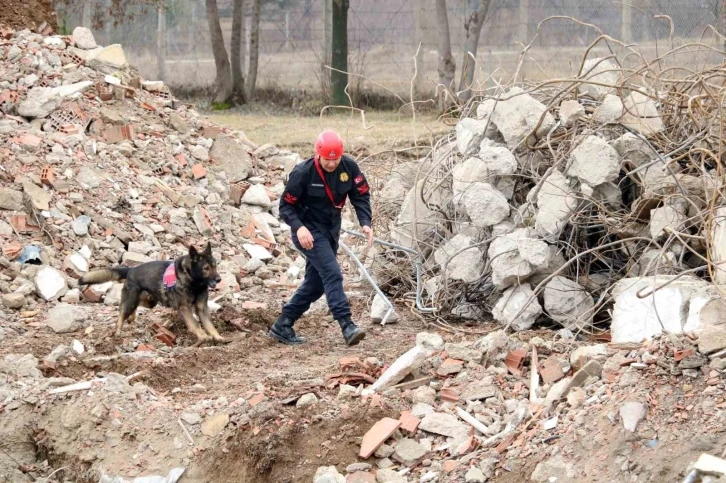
left=357, top=184, right=369, bottom=195
left=284, top=193, right=298, bottom=204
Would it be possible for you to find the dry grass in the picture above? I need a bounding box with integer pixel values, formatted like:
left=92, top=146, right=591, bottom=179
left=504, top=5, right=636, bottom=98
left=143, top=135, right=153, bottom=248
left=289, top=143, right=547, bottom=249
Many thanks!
left=208, top=110, right=450, bottom=161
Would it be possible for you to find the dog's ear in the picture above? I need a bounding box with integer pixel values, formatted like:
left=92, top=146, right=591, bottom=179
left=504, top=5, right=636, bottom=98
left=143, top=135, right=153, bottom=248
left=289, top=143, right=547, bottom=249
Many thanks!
left=189, top=245, right=199, bottom=260
left=204, top=241, right=213, bottom=256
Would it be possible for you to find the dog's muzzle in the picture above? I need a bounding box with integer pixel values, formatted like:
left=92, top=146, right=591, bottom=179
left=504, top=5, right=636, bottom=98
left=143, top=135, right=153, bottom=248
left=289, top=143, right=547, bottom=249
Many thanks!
left=208, top=275, right=222, bottom=289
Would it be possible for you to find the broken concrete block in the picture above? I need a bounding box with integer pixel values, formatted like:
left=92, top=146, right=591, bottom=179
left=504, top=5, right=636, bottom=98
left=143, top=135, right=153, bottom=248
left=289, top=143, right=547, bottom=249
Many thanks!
left=592, top=94, right=623, bottom=124
left=87, top=44, right=128, bottom=69
left=611, top=276, right=710, bottom=343
left=578, top=57, right=620, bottom=100
left=488, top=228, right=550, bottom=289
left=18, top=87, right=61, bottom=118
left=697, top=326, right=726, bottom=355
left=543, top=276, right=594, bottom=330
left=22, top=181, right=51, bottom=211
left=393, top=438, right=427, bottom=466
left=559, top=99, right=585, bottom=126
left=296, top=393, right=318, bottom=407
left=534, top=170, right=577, bottom=241
left=210, top=137, right=252, bottom=182
left=621, top=91, right=663, bottom=136
left=568, top=135, right=620, bottom=187
left=476, top=87, right=557, bottom=149
left=492, top=283, right=543, bottom=331
left=620, top=401, right=647, bottom=432
left=35, top=266, right=68, bottom=301
left=419, top=412, right=469, bottom=439
left=2, top=293, right=26, bottom=310
left=649, top=204, right=687, bottom=240
left=243, top=243, right=273, bottom=261
left=391, top=180, right=446, bottom=249
left=51, top=81, right=93, bottom=98
left=314, top=466, right=346, bottom=483
left=46, top=304, right=87, bottom=333
left=0, top=187, right=24, bottom=211
left=72, top=26, right=97, bottom=49
left=456, top=118, right=495, bottom=155
left=364, top=333, right=443, bottom=394
left=201, top=413, right=229, bottom=437
left=531, top=454, right=577, bottom=482
left=462, top=182, right=510, bottom=228
left=692, top=454, right=726, bottom=477
left=241, top=184, right=272, bottom=208
left=0, top=354, right=42, bottom=379
left=370, top=293, right=398, bottom=324
left=612, top=132, right=652, bottom=167
left=452, top=146, right=517, bottom=198
left=433, top=234, right=484, bottom=283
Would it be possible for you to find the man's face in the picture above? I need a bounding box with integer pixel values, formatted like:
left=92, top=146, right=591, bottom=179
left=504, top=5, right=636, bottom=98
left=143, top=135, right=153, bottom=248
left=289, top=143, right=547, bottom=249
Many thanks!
left=320, top=156, right=342, bottom=173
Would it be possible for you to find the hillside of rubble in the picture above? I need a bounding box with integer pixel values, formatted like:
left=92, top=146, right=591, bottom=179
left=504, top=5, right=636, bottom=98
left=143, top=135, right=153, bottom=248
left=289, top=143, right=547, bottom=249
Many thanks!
left=3, top=24, right=726, bottom=483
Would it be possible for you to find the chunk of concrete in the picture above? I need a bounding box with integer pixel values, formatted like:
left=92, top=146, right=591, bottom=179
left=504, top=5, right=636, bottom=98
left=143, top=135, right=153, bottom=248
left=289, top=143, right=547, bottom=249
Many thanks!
left=488, top=228, right=550, bottom=289
left=462, top=182, right=510, bottom=228
left=492, top=283, right=543, bottom=331
left=46, top=304, right=87, bottom=333
left=543, top=276, right=594, bottom=330
left=592, top=94, right=623, bottom=124
left=559, top=100, right=585, bottom=126
left=87, top=44, right=128, bottom=69
left=568, top=135, right=620, bottom=187
left=209, top=137, right=252, bottom=182
left=456, top=118, right=496, bottom=155
left=434, top=234, right=484, bottom=283
left=314, top=466, right=346, bottom=483
left=578, top=57, right=620, bottom=100
left=18, top=87, right=61, bottom=118
left=35, top=266, right=68, bottom=301
left=534, top=170, right=578, bottom=241
left=0, top=188, right=24, bottom=211
left=620, top=401, right=647, bottom=432
left=391, top=180, right=446, bottom=249
left=650, top=204, right=687, bottom=240
left=371, top=293, right=398, bottom=324
left=72, top=26, right=97, bottom=49
left=612, top=132, right=652, bottom=167
left=621, top=91, right=663, bottom=136
left=419, top=412, right=469, bottom=439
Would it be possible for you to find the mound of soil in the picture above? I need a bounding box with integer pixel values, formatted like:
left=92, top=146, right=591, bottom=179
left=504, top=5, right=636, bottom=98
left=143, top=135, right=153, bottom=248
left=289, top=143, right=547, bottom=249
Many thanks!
left=0, top=0, right=56, bottom=31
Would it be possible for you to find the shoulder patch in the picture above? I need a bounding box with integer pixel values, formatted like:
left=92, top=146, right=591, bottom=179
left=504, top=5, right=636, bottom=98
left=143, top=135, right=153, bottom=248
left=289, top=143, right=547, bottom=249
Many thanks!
left=354, top=175, right=364, bottom=184
left=339, top=172, right=349, bottom=182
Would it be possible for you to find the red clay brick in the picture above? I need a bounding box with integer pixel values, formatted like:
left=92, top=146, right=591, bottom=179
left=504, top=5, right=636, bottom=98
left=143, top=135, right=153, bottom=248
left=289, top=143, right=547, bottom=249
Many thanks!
left=359, top=417, right=401, bottom=458
left=399, top=410, right=421, bottom=434
left=242, top=301, right=268, bottom=310
left=191, top=163, right=207, bottom=179
left=346, top=472, right=376, bottom=483
left=249, top=393, right=265, bottom=407
left=439, top=387, right=460, bottom=403
left=539, top=357, right=565, bottom=384
left=505, top=349, right=527, bottom=375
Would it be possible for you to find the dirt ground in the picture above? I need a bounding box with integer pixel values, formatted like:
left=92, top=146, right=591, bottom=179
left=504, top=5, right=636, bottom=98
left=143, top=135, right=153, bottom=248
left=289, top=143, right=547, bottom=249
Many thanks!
left=0, top=0, right=56, bottom=31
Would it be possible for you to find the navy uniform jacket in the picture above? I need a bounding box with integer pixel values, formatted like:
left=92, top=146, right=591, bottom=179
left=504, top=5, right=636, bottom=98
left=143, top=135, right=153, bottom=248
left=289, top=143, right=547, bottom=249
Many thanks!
left=280, top=155, right=372, bottom=245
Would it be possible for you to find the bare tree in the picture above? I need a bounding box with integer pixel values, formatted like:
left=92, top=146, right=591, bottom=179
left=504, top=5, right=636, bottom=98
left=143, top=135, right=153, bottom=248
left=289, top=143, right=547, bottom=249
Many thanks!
left=719, top=0, right=726, bottom=49
left=205, top=0, right=234, bottom=104
left=458, top=0, right=491, bottom=103
left=330, top=0, right=349, bottom=105
left=246, top=0, right=261, bottom=100
left=231, top=0, right=246, bottom=101
left=436, top=0, right=456, bottom=110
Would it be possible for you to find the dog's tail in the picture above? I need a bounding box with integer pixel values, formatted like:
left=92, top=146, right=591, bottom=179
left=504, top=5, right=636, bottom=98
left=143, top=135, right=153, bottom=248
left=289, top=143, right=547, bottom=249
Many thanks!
left=79, top=267, right=131, bottom=286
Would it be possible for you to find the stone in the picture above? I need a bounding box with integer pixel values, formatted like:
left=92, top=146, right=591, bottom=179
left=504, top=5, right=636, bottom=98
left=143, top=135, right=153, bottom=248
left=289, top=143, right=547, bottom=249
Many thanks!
left=241, top=184, right=272, bottom=208
left=620, top=401, right=647, bottom=432
left=192, top=209, right=213, bottom=236
left=375, top=469, right=407, bottom=483
left=88, top=44, right=128, bottom=68
left=71, top=215, right=92, bottom=236
left=612, top=132, right=652, bottom=167
left=578, top=57, right=620, bottom=100
left=570, top=344, right=609, bottom=367
left=296, top=393, right=319, bottom=407
left=461, top=380, right=497, bottom=401
left=360, top=417, right=401, bottom=458
left=455, top=117, right=501, bottom=155
left=437, top=358, right=464, bottom=376
left=565, top=360, right=602, bottom=395
left=46, top=304, right=86, bottom=333
left=375, top=443, right=395, bottom=459
left=2, top=293, right=26, bottom=310
left=346, top=463, right=372, bottom=473
left=621, top=91, right=663, bottom=136
left=210, top=137, right=253, bottom=182
left=104, top=283, right=124, bottom=306
left=462, top=182, right=510, bottom=227
left=611, top=276, right=710, bottom=343
left=168, top=113, right=189, bottom=134
left=0, top=354, right=41, bottom=379
left=545, top=378, right=571, bottom=405
left=531, top=454, right=576, bottom=482
left=693, top=454, right=726, bottom=476
left=543, top=276, right=594, bottom=330
left=452, top=145, right=518, bottom=197
left=122, top=252, right=152, bottom=264
left=72, top=27, right=97, bottom=49
left=476, top=86, right=557, bottom=149
left=0, top=188, right=23, bottom=211
left=412, top=386, right=436, bottom=405
left=444, top=343, right=483, bottom=363
left=243, top=258, right=265, bottom=272
left=243, top=244, right=273, bottom=261
left=566, top=387, right=586, bottom=408
left=698, top=326, right=726, bottom=355
left=650, top=205, right=687, bottom=240
left=465, top=467, right=486, bottom=483
left=19, top=181, right=49, bottom=211
left=18, top=87, right=61, bottom=118
left=314, top=466, right=346, bottom=483
left=592, top=94, right=623, bottom=124
left=371, top=293, right=398, bottom=324
left=76, top=166, right=104, bottom=189
left=35, top=266, right=67, bottom=301
left=534, top=170, right=578, bottom=241
left=433, top=234, right=484, bottom=283
left=201, top=413, right=229, bottom=437
left=568, top=135, right=620, bottom=187
left=559, top=99, right=585, bottom=126
left=492, top=283, right=543, bottom=331
left=419, top=412, right=468, bottom=439
left=66, top=253, right=89, bottom=273
left=393, top=438, right=427, bottom=466
left=180, top=412, right=202, bottom=425
left=390, top=180, right=446, bottom=248
left=190, top=145, right=209, bottom=162
left=488, top=228, right=550, bottom=289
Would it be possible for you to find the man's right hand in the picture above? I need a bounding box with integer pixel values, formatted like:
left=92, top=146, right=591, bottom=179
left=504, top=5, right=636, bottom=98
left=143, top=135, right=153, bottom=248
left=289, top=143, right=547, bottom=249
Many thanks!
left=297, top=226, right=314, bottom=250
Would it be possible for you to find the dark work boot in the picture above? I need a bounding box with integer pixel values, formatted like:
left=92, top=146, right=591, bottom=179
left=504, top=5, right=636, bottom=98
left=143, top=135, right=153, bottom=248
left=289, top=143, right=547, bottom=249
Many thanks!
left=269, top=315, right=306, bottom=345
left=337, top=317, right=366, bottom=346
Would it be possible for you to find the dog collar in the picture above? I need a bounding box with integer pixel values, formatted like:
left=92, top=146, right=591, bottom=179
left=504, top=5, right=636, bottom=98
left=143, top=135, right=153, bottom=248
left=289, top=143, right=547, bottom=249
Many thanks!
left=163, top=263, right=177, bottom=289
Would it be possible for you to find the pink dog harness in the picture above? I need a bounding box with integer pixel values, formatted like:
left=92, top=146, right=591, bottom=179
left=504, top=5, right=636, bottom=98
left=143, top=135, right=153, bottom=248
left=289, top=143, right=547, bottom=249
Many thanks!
left=163, top=263, right=177, bottom=289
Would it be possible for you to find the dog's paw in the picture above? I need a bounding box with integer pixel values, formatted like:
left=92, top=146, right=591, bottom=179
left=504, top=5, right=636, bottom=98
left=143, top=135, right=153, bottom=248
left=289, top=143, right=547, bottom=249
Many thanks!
left=213, top=335, right=231, bottom=345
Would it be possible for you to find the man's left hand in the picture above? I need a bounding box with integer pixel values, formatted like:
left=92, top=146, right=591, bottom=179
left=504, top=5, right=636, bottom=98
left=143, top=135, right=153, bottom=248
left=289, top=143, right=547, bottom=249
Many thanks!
left=362, top=225, right=374, bottom=248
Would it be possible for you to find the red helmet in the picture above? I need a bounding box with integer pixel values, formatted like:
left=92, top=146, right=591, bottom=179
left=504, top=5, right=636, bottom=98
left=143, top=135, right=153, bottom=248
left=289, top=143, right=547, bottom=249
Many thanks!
left=315, top=130, right=344, bottom=160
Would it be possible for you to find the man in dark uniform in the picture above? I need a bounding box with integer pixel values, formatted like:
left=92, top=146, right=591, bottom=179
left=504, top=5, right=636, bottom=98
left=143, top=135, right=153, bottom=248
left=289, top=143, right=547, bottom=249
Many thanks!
left=269, top=130, right=374, bottom=346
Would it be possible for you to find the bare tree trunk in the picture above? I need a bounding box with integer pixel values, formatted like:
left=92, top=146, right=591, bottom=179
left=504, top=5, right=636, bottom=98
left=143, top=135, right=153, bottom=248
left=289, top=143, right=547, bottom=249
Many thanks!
left=205, top=0, right=234, bottom=104
left=330, top=0, right=349, bottom=105
left=719, top=0, right=726, bottom=50
left=436, top=0, right=455, bottom=110
left=458, top=0, right=491, bottom=103
left=232, top=0, right=246, bottom=101
left=245, top=0, right=261, bottom=100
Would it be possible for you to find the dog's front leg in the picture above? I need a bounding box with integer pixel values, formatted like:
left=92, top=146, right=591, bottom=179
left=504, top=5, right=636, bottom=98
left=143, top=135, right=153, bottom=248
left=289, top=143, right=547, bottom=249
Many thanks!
left=179, top=305, right=209, bottom=347
left=195, top=298, right=229, bottom=345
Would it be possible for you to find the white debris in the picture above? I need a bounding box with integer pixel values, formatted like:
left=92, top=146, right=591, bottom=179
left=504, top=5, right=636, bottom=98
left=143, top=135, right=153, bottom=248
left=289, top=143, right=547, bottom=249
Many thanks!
left=492, top=283, right=543, bottom=331
left=543, top=276, right=594, bottom=330
left=434, top=234, right=484, bottom=283
left=568, top=135, right=621, bottom=187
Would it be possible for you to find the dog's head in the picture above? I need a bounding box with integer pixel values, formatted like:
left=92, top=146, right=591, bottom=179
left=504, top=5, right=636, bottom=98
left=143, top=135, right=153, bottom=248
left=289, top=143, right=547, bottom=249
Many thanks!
left=189, top=242, right=222, bottom=289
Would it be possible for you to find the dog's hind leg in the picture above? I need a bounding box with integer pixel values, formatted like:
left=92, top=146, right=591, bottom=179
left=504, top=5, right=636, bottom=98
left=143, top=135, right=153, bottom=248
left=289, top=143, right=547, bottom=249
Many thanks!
left=179, top=305, right=209, bottom=347
left=195, top=298, right=229, bottom=345
left=116, top=286, right=140, bottom=336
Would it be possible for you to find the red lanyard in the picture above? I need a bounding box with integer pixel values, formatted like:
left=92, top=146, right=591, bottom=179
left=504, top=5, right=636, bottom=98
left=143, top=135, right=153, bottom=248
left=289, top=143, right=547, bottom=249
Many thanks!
left=314, top=155, right=347, bottom=210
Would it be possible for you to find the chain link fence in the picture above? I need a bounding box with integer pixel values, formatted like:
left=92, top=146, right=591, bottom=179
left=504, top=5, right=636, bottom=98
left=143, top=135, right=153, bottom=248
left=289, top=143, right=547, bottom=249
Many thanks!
left=55, top=0, right=725, bottom=97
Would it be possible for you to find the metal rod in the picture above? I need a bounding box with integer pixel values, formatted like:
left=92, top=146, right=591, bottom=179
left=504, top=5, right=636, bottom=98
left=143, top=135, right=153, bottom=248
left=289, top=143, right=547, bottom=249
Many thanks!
left=342, top=228, right=436, bottom=313
left=339, top=241, right=394, bottom=325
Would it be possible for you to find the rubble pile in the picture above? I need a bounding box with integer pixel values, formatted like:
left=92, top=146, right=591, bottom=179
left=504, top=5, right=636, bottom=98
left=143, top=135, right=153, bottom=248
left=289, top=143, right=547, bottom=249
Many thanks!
left=0, top=27, right=319, bottom=327
left=377, top=52, right=726, bottom=345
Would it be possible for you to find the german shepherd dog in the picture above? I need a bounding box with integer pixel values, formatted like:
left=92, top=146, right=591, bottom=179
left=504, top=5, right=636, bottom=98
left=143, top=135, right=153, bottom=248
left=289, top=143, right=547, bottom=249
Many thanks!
left=79, top=242, right=229, bottom=347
